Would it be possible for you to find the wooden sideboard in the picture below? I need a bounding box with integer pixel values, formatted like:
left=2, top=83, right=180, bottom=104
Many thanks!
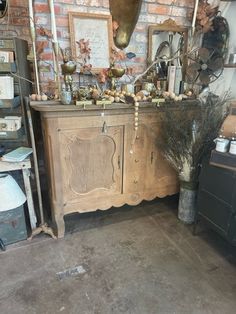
left=31, top=101, right=195, bottom=237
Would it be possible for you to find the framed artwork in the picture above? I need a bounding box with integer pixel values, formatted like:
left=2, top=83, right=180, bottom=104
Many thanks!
left=68, top=12, right=112, bottom=72
left=0, top=0, right=8, bottom=18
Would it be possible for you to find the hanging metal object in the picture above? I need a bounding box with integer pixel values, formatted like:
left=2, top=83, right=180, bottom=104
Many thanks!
left=109, top=0, right=143, bottom=49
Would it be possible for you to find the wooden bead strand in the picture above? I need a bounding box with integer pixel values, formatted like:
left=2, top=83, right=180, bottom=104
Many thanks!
left=134, top=101, right=139, bottom=131
left=130, top=98, right=139, bottom=154
left=134, top=97, right=139, bottom=131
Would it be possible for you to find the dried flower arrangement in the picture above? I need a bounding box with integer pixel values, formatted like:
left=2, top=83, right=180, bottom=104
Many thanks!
left=97, top=46, right=135, bottom=86
left=76, top=38, right=92, bottom=73
left=194, top=0, right=219, bottom=33
left=158, top=93, right=229, bottom=184
left=37, top=30, right=92, bottom=71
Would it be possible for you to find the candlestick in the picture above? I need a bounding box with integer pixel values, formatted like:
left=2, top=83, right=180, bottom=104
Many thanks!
left=28, top=0, right=40, bottom=95
left=192, top=0, right=199, bottom=36
left=48, top=0, right=61, bottom=96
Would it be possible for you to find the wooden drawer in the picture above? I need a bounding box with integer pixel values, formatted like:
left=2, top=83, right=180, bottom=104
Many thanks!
left=199, top=162, right=236, bottom=204
left=197, top=190, right=233, bottom=234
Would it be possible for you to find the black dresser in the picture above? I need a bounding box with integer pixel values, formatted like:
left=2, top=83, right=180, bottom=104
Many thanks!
left=196, top=157, right=236, bottom=245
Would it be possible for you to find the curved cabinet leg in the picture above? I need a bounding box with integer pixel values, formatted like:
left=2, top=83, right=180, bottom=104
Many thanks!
left=53, top=212, right=65, bottom=238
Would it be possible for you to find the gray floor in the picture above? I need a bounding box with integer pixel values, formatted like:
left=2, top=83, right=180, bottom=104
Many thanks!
left=0, top=196, right=236, bottom=314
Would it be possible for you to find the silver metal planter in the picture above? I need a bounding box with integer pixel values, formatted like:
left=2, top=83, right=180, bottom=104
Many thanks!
left=178, top=181, right=198, bottom=224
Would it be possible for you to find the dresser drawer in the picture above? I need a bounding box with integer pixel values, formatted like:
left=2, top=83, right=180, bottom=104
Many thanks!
left=199, top=163, right=236, bottom=204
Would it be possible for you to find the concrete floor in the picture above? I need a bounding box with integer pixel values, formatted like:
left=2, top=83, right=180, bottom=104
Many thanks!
left=0, top=196, right=236, bottom=314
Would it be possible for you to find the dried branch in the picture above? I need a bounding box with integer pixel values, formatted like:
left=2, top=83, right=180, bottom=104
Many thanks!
left=158, top=92, right=230, bottom=182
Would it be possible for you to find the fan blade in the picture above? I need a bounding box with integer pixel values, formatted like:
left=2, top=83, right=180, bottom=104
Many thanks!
left=188, top=62, right=201, bottom=71
left=198, top=48, right=210, bottom=63
left=186, top=63, right=201, bottom=82
left=199, top=70, right=210, bottom=85
left=208, top=58, right=223, bottom=72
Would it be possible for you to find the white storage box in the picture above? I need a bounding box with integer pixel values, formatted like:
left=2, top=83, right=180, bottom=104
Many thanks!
left=0, top=76, right=14, bottom=99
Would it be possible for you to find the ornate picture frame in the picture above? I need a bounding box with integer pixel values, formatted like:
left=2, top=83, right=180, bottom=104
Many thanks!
left=0, top=0, right=8, bottom=18
left=68, top=12, right=112, bottom=72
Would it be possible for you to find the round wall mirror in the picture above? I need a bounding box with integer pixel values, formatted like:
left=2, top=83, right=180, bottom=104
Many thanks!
left=0, top=0, right=8, bottom=18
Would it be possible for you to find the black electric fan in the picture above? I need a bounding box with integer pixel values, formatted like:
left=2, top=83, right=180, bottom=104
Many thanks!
left=186, top=47, right=224, bottom=86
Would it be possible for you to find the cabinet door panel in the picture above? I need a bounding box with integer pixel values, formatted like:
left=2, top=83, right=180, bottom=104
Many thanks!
left=124, top=123, right=178, bottom=196
left=146, top=123, right=178, bottom=192
left=124, top=124, right=150, bottom=193
left=59, top=126, right=123, bottom=204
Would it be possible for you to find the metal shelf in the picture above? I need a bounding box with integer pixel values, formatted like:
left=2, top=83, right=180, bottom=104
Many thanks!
left=0, top=37, right=31, bottom=150
left=224, top=64, right=236, bottom=68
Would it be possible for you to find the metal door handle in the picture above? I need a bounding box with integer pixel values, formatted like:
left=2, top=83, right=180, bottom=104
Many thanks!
left=151, top=151, right=154, bottom=164
left=102, top=121, right=107, bottom=133
left=118, top=155, right=121, bottom=169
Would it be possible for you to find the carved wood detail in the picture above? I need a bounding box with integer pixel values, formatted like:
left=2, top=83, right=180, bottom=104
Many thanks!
left=35, top=106, right=180, bottom=237
left=59, top=126, right=123, bottom=204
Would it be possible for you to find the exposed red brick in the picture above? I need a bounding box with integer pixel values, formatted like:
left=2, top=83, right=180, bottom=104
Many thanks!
left=75, top=0, right=105, bottom=6
left=135, top=23, right=148, bottom=33
left=21, top=27, right=30, bottom=36
left=148, top=4, right=170, bottom=15
left=0, top=0, right=193, bottom=82
left=34, top=3, right=62, bottom=15
left=34, top=3, right=49, bottom=14
left=133, top=57, right=146, bottom=63
left=39, top=52, right=54, bottom=61
left=156, top=0, right=173, bottom=5
left=9, top=7, right=28, bottom=17
left=11, top=17, right=30, bottom=26
left=9, top=0, right=28, bottom=7
left=156, top=0, right=194, bottom=7
left=56, top=0, right=75, bottom=4
left=55, top=17, right=69, bottom=28
left=176, top=0, right=194, bottom=8
left=171, top=6, right=188, bottom=17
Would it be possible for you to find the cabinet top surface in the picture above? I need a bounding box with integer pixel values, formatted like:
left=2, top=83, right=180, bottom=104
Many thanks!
left=30, top=99, right=199, bottom=114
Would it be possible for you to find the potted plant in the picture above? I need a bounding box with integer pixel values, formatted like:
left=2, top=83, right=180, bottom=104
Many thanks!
left=158, top=93, right=229, bottom=223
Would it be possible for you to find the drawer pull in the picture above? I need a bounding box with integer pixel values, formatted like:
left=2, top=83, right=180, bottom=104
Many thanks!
left=102, top=121, right=107, bottom=133
left=133, top=180, right=138, bottom=184
left=151, top=151, right=154, bottom=164
left=118, top=155, right=121, bottom=169
left=135, top=159, right=139, bottom=163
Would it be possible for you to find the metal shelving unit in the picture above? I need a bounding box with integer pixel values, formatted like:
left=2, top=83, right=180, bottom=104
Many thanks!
left=0, top=37, right=31, bottom=151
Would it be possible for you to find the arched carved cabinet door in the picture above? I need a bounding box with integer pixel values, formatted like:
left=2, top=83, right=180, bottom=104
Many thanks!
left=59, top=125, right=123, bottom=211
left=0, top=0, right=8, bottom=18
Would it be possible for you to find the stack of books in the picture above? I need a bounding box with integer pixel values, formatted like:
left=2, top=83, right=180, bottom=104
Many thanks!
left=167, top=65, right=182, bottom=95
left=0, top=51, right=14, bottom=63
left=1, top=147, right=33, bottom=162
left=0, top=76, right=14, bottom=99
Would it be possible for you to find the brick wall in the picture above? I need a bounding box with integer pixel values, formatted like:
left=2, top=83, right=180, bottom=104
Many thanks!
left=0, top=0, right=194, bottom=93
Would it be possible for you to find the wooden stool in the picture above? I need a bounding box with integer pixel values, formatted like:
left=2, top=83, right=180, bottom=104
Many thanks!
left=0, top=159, right=37, bottom=230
